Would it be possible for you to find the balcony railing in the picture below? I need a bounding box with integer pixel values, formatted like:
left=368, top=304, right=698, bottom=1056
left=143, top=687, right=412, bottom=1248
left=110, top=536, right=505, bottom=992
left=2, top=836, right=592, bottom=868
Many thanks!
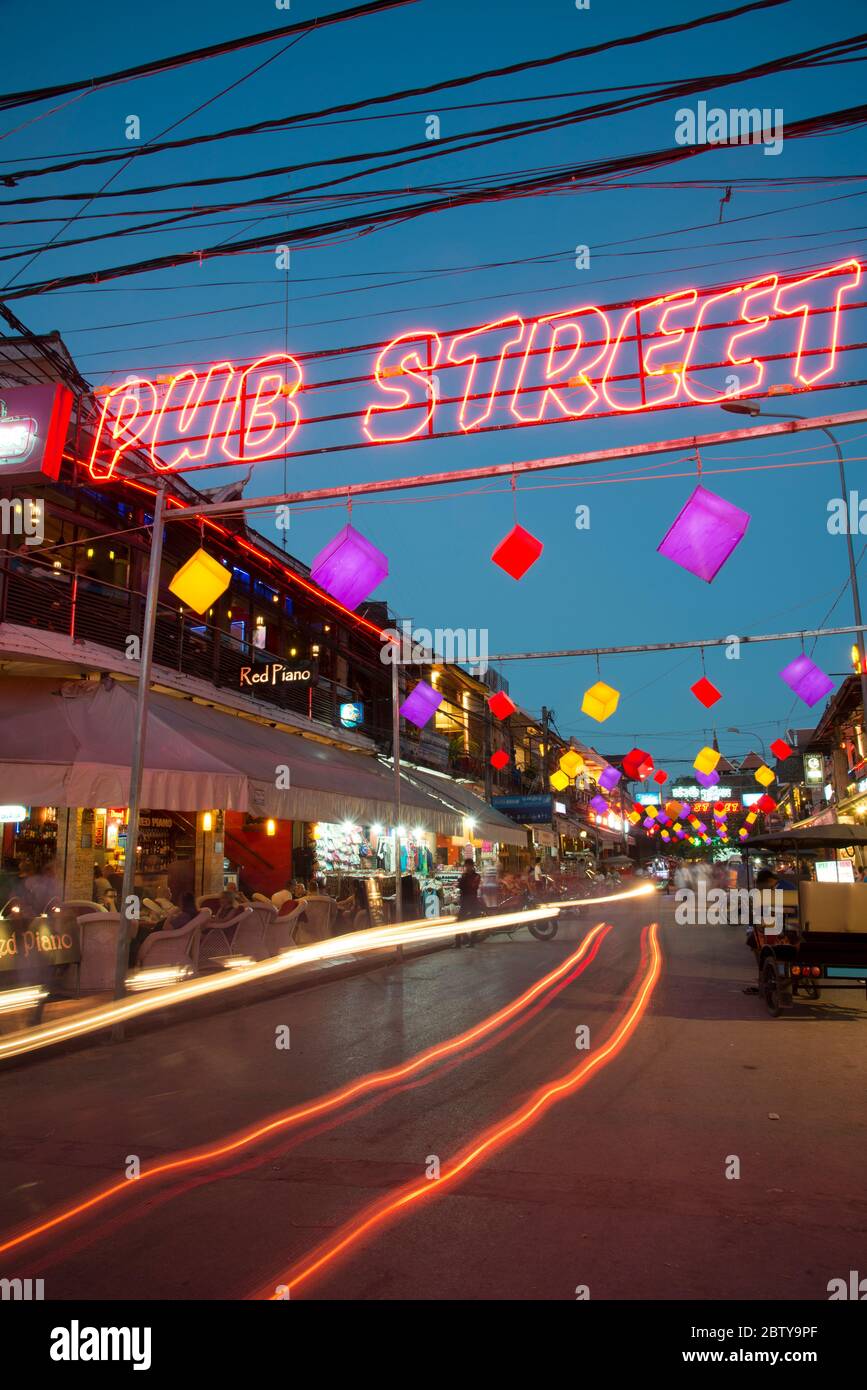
left=0, top=551, right=373, bottom=738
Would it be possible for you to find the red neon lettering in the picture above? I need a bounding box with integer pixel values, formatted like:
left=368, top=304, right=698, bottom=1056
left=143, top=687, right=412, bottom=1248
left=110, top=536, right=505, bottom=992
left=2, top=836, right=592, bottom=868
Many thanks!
left=88, top=379, right=157, bottom=480
left=724, top=274, right=779, bottom=394
left=680, top=283, right=751, bottom=403
left=510, top=306, right=611, bottom=422
left=150, top=361, right=236, bottom=471
left=222, top=354, right=303, bottom=462
left=601, top=291, right=697, bottom=413
left=447, top=316, right=525, bottom=431
left=773, top=259, right=862, bottom=385
left=362, top=331, right=442, bottom=442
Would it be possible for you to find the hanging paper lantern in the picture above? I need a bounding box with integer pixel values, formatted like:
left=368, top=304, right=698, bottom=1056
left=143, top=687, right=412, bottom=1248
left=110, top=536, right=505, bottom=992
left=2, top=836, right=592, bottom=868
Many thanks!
left=657, top=484, right=750, bottom=582
left=598, top=765, right=622, bottom=791
left=779, top=655, right=834, bottom=708
left=644, top=805, right=658, bottom=820
left=738, top=827, right=749, bottom=839
left=550, top=770, right=570, bottom=792
left=642, top=816, right=656, bottom=829
left=399, top=680, right=443, bottom=729
left=672, top=820, right=682, bottom=832
left=678, top=802, right=691, bottom=818
left=169, top=547, right=231, bottom=615
left=490, top=749, right=510, bottom=770
left=665, top=800, right=680, bottom=818
left=310, top=523, right=388, bottom=610
left=590, top=795, right=608, bottom=814
left=491, top=523, right=543, bottom=580
left=745, top=810, right=758, bottom=825
left=694, top=746, right=721, bottom=775
left=559, top=749, right=584, bottom=779
left=627, top=809, right=642, bottom=825
left=757, top=793, right=777, bottom=813
left=487, top=690, right=516, bottom=720
left=770, top=737, right=794, bottom=761
left=690, top=676, right=722, bottom=708
left=622, top=747, right=654, bottom=780
left=755, top=764, right=775, bottom=787
left=581, top=680, right=620, bottom=722
left=661, top=830, right=671, bottom=841
left=652, top=769, right=668, bottom=785
left=696, top=769, right=720, bottom=789
left=713, top=800, right=726, bottom=814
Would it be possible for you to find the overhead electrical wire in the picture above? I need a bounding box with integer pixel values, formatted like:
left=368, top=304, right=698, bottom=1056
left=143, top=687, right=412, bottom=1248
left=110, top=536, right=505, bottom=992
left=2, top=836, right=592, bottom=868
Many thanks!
left=5, top=98, right=867, bottom=301
left=0, top=0, right=419, bottom=116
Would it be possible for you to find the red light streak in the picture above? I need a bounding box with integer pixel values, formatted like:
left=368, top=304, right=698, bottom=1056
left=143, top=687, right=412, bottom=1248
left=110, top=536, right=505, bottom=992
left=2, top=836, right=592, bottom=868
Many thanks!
left=254, top=921, right=663, bottom=1300
left=0, top=924, right=610, bottom=1261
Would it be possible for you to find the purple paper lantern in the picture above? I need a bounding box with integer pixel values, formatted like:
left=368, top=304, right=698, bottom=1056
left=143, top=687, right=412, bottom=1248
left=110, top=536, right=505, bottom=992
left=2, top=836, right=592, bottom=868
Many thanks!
left=679, top=802, right=691, bottom=817
left=310, top=523, right=388, bottom=611
left=696, top=768, right=720, bottom=789
left=779, top=654, right=835, bottom=708
left=598, top=765, right=622, bottom=791
left=399, top=680, right=443, bottom=729
left=642, top=816, right=655, bottom=829
left=590, top=794, right=608, bottom=814
left=657, top=485, right=750, bottom=583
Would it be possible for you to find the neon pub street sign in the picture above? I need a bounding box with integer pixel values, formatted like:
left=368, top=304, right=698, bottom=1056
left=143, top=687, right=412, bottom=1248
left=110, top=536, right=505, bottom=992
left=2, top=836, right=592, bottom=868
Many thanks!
left=88, top=257, right=863, bottom=479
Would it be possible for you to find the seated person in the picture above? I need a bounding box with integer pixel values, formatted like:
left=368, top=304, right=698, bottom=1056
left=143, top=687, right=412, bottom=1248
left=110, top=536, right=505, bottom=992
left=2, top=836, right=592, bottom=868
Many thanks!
left=212, top=889, right=245, bottom=921
left=165, top=891, right=198, bottom=931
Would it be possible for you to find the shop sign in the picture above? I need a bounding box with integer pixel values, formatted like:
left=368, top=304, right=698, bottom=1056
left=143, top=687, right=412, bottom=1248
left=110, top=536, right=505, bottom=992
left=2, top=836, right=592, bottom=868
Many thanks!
left=0, top=383, right=73, bottom=482
left=803, top=752, right=825, bottom=785
left=0, top=805, right=27, bottom=824
left=239, top=660, right=317, bottom=688
left=87, top=257, right=861, bottom=478
left=672, top=785, right=733, bottom=800
left=491, top=794, right=553, bottom=824
left=340, top=701, right=364, bottom=728
left=0, top=920, right=80, bottom=971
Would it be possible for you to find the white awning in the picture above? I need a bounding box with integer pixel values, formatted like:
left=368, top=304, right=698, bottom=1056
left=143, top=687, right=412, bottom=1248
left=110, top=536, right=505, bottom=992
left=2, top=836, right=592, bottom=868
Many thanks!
left=0, top=677, right=461, bottom=835
left=388, top=761, right=528, bottom=847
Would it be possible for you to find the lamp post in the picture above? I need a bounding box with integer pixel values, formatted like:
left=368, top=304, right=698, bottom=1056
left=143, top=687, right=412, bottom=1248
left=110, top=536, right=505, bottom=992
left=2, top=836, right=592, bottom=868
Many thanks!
left=721, top=402, right=867, bottom=730
left=726, top=725, right=768, bottom=763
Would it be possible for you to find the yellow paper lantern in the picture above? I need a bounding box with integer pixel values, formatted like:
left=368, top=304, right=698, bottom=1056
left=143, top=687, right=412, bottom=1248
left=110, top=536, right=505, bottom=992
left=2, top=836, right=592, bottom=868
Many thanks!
left=169, top=547, right=231, bottom=615
left=672, top=821, right=682, bottom=832
left=755, top=764, right=775, bottom=787
left=745, top=810, right=758, bottom=824
left=693, top=745, right=721, bottom=775
left=550, top=770, right=570, bottom=792
left=559, top=750, right=584, bottom=780
left=644, top=805, right=658, bottom=820
left=581, top=680, right=620, bottom=722
left=628, top=809, right=642, bottom=825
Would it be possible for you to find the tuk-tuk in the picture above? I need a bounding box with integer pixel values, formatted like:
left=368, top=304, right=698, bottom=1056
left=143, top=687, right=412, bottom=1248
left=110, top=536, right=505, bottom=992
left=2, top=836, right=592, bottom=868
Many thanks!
left=742, top=826, right=867, bottom=1016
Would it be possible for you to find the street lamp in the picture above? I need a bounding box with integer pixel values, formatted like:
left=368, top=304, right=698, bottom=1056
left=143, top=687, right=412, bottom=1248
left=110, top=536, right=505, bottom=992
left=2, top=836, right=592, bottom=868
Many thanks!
left=726, top=725, right=768, bottom=763
left=721, top=401, right=867, bottom=730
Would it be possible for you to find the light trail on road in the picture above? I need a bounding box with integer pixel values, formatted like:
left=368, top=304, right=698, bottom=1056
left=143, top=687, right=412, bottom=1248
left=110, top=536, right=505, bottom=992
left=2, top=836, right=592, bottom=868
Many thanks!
left=253, top=919, right=662, bottom=1300
left=0, top=884, right=654, bottom=1063
left=0, top=922, right=613, bottom=1261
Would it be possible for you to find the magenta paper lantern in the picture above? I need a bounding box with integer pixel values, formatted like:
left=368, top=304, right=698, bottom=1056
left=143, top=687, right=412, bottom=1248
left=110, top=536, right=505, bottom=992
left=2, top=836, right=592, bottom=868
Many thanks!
left=679, top=802, right=691, bottom=817
left=779, top=654, right=834, bottom=708
left=399, top=680, right=443, bottom=729
left=696, top=769, right=720, bottom=789
left=590, top=795, right=608, bottom=814
left=642, top=816, right=655, bottom=829
left=310, top=523, right=388, bottom=610
left=598, top=765, right=621, bottom=791
left=657, top=485, right=750, bottom=582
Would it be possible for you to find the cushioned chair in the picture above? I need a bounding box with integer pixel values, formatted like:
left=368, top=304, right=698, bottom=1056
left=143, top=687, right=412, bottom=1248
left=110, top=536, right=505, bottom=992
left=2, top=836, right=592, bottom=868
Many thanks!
left=265, top=902, right=304, bottom=956
left=252, top=892, right=272, bottom=906
left=233, top=902, right=277, bottom=960
left=75, top=911, right=138, bottom=993
left=295, top=896, right=337, bottom=943
left=198, top=907, right=251, bottom=968
left=137, top=909, right=210, bottom=973
left=271, top=889, right=293, bottom=910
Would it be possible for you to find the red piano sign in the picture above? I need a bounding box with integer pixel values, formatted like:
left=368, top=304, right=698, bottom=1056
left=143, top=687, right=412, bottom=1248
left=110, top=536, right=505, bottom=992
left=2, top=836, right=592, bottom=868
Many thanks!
left=88, top=257, right=863, bottom=479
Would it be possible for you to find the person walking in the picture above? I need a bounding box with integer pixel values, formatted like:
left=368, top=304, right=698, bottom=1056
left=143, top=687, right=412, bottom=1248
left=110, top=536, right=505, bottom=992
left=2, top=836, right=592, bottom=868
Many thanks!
left=455, top=858, right=482, bottom=949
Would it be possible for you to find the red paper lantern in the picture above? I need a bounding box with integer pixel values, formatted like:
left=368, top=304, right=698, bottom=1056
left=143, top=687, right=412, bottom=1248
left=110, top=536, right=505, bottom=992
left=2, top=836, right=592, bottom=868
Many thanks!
left=487, top=690, right=516, bottom=720
left=690, top=676, right=722, bottom=708
left=622, top=747, right=654, bottom=780
left=490, top=749, right=510, bottom=770
left=491, top=524, right=544, bottom=580
left=757, top=793, right=777, bottom=813
left=653, top=769, right=667, bottom=785
left=770, top=737, right=794, bottom=761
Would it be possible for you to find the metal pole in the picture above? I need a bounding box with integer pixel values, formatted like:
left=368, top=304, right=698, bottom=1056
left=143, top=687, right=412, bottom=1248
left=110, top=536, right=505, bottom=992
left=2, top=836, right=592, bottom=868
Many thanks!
left=391, top=649, right=402, bottom=936
left=825, top=427, right=867, bottom=729
left=474, top=623, right=867, bottom=664
left=155, top=410, right=867, bottom=523
left=114, top=481, right=167, bottom=1008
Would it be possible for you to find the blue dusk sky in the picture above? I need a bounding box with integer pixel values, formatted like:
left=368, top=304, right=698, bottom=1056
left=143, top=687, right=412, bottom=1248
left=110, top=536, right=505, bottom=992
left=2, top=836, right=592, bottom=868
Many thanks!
left=2, top=0, right=865, bottom=773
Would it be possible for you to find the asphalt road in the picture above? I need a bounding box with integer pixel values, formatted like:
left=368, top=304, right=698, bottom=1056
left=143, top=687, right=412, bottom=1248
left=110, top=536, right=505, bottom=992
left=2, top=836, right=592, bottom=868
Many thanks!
left=1, top=899, right=865, bottom=1301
